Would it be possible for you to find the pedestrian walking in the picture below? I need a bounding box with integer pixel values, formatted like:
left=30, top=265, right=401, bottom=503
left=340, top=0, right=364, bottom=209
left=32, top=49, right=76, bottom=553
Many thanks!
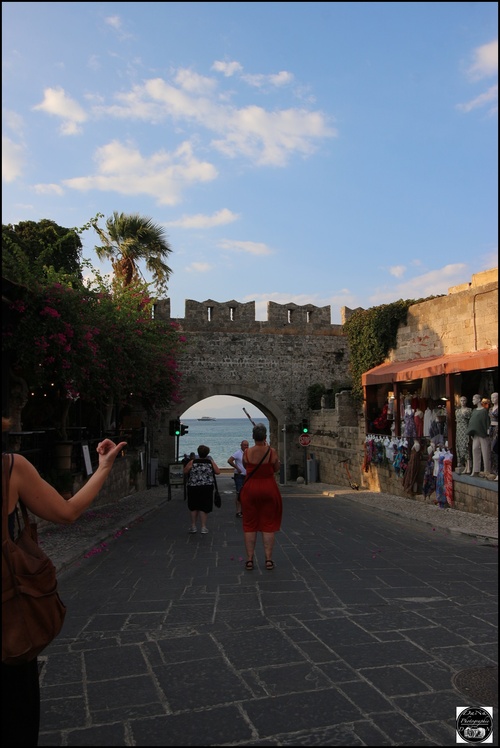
left=1, top=416, right=126, bottom=747
left=183, top=445, right=220, bottom=534
left=240, top=423, right=282, bottom=571
left=227, top=440, right=249, bottom=518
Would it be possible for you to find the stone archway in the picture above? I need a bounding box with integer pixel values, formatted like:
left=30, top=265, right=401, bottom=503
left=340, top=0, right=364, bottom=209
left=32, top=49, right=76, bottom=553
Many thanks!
left=175, top=383, right=287, bottom=460
left=152, top=297, right=350, bottom=478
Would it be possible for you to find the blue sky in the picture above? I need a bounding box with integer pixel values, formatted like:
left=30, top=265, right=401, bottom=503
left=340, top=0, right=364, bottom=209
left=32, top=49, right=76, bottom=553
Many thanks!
left=2, top=2, right=498, bottom=417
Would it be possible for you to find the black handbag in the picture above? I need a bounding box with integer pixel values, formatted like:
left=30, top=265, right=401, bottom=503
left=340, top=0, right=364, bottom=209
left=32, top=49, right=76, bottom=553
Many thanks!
left=211, top=465, right=221, bottom=508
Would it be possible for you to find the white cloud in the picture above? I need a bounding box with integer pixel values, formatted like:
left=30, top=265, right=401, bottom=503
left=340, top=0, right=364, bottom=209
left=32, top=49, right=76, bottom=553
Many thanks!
left=242, top=71, right=294, bottom=88
left=389, top=265, right=406, bottom=278
left=457, top=40, right=498, bottom=116
left=173, top=68, right=217, bottom=94
left=165, top=208, right=240, bottom=229
left=368, top=263, right=469, bottom=306
left=33, top=86, right=87, bottom=135
left=104, top=15, right=132, bottom=41
left=62, top=139, right=217, bottom=205
left=211, top=60, right=243, bottom=77
left=32, top=183, right=64, bottom=196
left=467, top=40, right=498, bottom=80
left=2, top=135, right=25, bottom=182
left=218, top=239, right=273, bottom=256
left=457, top=84, right=498, bottom=115
left=186, top=262, right=212, bottom=273
left=96, top=70, right=335, bottom=166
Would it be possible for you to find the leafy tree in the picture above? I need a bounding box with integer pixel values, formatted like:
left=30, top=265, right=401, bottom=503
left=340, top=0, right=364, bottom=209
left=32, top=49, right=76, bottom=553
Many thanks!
left=2, top=219, right=83, bottom=285
left=93, top=212, right=173, bottom=296
left=3, top=264, right=184, bottom=439
left=344, top=300, right=416, bottom=401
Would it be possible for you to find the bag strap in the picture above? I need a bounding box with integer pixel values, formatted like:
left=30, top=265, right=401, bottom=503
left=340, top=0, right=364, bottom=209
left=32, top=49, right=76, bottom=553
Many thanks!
left=243, top=447, right=270, bottom=484
left=2, top=453, right=11, bottom=542
left=210, top=462, right=219, bottom=491
left=2, top=453, right=34, bottom=542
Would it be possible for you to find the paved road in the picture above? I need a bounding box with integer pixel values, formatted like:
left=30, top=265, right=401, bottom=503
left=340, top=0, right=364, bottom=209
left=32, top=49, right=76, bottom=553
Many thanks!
left=37, top=477, right=498, bottom=746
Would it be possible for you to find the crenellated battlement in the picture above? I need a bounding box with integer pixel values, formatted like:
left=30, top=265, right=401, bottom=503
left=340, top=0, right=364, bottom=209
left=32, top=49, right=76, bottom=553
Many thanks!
left=154, top=298, right=343, bottom=334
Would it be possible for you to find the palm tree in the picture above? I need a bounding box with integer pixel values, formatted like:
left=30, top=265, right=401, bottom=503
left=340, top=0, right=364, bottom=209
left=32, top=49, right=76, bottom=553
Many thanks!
left=93, top=212, right=173, bottom=295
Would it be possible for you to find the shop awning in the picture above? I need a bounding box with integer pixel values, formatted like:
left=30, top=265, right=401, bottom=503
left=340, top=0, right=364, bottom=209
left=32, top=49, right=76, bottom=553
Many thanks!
left=362, top=349, right=498, bottom=386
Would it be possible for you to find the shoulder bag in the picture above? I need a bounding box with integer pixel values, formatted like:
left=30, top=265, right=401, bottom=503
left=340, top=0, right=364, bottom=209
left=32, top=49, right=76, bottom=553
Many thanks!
left=2, top=453, right=66, bottom=665
left=211, top=463, right=222, bottom=508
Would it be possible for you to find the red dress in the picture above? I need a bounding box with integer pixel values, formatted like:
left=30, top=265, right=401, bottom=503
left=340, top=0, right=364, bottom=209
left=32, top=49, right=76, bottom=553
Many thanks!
left=240, top=461, right=283, bottom=532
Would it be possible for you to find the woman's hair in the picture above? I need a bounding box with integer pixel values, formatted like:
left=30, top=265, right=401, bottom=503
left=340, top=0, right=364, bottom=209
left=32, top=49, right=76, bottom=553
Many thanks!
left=197, top=445, right=210, bottom=458
left=2, top=417, right=12, bottom=433
left=252, top=423, right=267, bottom=442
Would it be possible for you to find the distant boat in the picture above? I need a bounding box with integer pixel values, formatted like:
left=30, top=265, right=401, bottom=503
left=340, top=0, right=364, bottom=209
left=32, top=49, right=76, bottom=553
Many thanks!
left=197, top=416, right=216, bottom=421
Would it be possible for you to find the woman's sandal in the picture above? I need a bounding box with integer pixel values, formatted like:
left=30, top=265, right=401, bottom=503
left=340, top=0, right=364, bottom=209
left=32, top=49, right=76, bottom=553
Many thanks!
left=245, top=559, right=254, bottom=571
left=265, top=559, right=275, bottom=571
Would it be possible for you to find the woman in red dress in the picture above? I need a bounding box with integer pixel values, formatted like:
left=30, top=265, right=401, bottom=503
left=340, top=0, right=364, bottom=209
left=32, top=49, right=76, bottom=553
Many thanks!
left=240, top=423, right=282, bottom=571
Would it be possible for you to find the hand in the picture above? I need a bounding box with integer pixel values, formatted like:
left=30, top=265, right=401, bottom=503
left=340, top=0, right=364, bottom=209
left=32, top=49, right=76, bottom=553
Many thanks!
left=96, top=439, right=127, bottom=468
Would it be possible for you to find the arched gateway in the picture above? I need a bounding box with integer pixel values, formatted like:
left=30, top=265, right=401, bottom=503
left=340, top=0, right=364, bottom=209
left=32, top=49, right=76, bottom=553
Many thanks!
left=153, top=298, right=350, bottom=480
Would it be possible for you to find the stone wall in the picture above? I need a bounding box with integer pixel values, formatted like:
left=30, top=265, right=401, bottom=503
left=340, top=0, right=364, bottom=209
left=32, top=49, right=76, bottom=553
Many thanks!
left=153, top=299, right=350, bottom=471
left=305, top=269, right=498, bottom=517
left=389, top=268, right=498, bottom=361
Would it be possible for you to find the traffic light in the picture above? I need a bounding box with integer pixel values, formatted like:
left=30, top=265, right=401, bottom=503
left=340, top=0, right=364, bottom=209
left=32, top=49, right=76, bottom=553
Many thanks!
left=169, top=418, right=181, bottom=436
left=180, top=423, right=189, bottom=436
left=301, top=419, right=309, bottom=434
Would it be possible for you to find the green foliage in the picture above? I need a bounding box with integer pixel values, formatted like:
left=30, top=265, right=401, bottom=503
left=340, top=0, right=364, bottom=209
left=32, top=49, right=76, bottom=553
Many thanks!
left=3, top=249, right=185, bottom=437
left=93, top=212, right=173, bottom=296
left=344, top=300, right=415, bottom=401
left=2, top=219, right=83, bottom=284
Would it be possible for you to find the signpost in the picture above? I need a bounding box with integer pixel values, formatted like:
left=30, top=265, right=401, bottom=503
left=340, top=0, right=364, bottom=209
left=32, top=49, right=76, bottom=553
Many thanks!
left=298, top=433, right=311, bottom=484
left=167, top=463, right=185, bottom=501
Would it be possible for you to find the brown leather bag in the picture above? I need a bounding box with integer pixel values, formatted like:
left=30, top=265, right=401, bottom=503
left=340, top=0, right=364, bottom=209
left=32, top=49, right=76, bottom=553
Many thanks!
left=2, top=453, right=66, bottom=665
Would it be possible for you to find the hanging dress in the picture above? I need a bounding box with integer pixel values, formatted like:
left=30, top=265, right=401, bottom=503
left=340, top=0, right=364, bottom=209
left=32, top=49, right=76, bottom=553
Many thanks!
left=455, top=407, right=472, bottom=465
left=435, top=452, right=447, bottom=507
left=402, top=446, right=421, bottom=493
left=422, top=454, right=436, bottom=498
left=443, top=454, right=454, bottom=506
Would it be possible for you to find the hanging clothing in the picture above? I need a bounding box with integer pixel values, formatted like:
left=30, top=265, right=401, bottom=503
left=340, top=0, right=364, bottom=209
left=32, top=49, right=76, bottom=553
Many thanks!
left=455, top=407, right=472, bottom=465
left=435, top=452, right=447, bottom=507
left=423, top=408, right=433, bottom=437
left=414, top=410, right=424, bottom=437
left=402, top=446, right=421, bottom=493
left=403, top=409, right=417, bottom=438
left=443, top=454, right=454, bottom=506
left=422, top=454, right=436, bottom=498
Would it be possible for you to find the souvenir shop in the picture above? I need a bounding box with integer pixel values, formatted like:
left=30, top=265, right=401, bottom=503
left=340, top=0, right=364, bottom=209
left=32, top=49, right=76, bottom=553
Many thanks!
left=361, top=350, right=498, bottom=507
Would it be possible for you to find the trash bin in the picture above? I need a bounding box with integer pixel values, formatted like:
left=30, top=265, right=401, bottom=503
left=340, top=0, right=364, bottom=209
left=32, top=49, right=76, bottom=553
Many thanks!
left=306, top=459, right=318, bottom=483
left=279, top=464, right=285, bottom=484
left=290, top=464, right=299, bottom=481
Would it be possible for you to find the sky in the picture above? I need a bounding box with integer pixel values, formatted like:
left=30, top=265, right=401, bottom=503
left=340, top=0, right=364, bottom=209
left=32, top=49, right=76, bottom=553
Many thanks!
left=2, top=2, right=498, bottom=417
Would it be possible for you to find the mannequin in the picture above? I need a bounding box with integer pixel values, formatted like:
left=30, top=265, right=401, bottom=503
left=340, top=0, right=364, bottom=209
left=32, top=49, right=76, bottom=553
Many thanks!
left=455, top=396, right=472, bottom=473
left=466, top=394, right=491, bottom=477
left=489, top=392, right=498, bottom=479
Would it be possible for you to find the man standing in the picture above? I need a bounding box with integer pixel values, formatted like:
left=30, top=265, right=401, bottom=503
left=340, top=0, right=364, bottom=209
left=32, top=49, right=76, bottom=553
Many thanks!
left=228, top=440, right=249, bottom=518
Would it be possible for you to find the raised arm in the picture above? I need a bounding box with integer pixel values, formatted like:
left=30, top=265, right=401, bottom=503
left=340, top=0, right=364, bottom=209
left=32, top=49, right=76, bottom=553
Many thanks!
left=7, top=439, right=127, bottom=524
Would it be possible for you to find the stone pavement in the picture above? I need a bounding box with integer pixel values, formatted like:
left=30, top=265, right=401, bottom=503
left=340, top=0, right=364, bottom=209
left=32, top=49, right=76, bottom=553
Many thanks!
left=37, top=476, right=498, bottom=746
left=39, top=478, right=498, bottom=573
